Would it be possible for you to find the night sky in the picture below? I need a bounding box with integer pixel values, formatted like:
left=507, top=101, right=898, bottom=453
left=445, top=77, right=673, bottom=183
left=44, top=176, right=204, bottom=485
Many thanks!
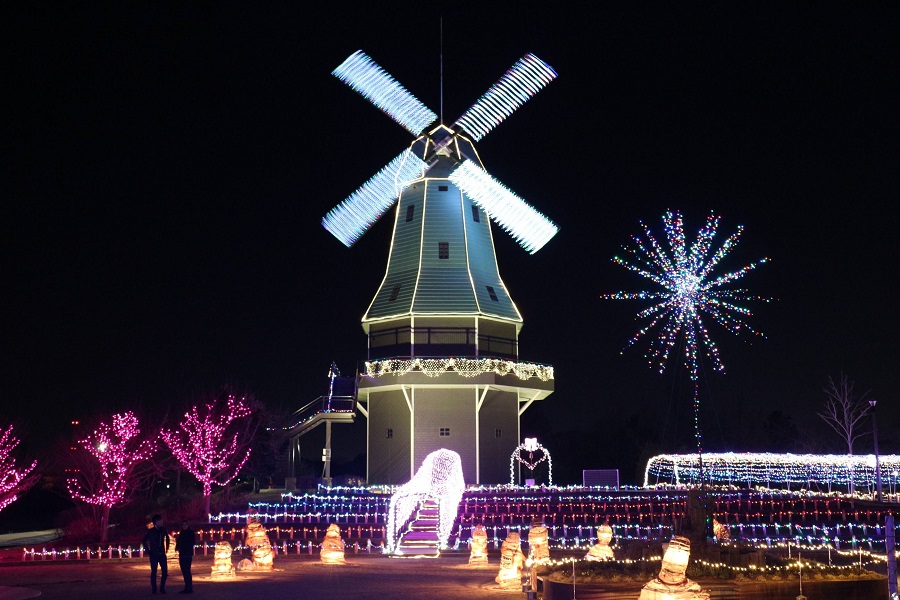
left=6, top=4, right=899, bottom=482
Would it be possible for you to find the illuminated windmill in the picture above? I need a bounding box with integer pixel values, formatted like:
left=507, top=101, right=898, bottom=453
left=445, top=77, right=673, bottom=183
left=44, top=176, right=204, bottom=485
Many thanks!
left=324, top=50, right=557, bottom=485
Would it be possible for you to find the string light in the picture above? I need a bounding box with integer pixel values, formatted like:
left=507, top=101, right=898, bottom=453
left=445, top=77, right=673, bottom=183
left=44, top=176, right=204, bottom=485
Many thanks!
left=161, top=394, right=252, bottom=513
left=509, top=438, right=554, bottom=486
left=66, top=412, right=157, bottom=510
left=0, top=424, right=38, bottom=512
left=603, top=211, right=770, bottom=463
left=645, top=452, right=900, bottom=489
left=22, top=483, right=900, bottom=562
left=386, top=449, right=465, bottom=554
left=365, top=357, right=553, bottom=381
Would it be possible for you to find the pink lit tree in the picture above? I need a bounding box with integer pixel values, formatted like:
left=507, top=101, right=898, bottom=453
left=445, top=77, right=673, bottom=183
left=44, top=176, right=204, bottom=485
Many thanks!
left=162, top=393, right=254, bottom=516
left=0, top=424, right=39, bottom=513
left=66, top=412, right=158, bottom=542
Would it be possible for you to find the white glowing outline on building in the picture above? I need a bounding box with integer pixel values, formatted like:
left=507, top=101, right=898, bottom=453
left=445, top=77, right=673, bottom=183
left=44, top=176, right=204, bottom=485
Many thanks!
left=385, top=449, right=465, bottom=554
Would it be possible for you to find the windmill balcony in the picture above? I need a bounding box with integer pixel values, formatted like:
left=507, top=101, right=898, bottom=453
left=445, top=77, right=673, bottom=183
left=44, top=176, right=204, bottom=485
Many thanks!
left=368, top=325, right=517, bottom=361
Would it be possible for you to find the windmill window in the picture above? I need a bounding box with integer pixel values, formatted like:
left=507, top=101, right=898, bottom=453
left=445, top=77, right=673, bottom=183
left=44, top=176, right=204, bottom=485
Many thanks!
left=386, top=428, right=393, bottom=439
left=439, top=427, right=450, bottom=437
left=405, top=205, right=415, bottom=222
left=389, top=284, right=401, bottom=301
left=495, top=428, right=502, bottom=439
left=438, top=185, right=448, bottom=192
left=471, top=205, right=480, bottom=222
left=438, top=242, right=449, bottom=259
left=486, top=285, right=499, bottom=301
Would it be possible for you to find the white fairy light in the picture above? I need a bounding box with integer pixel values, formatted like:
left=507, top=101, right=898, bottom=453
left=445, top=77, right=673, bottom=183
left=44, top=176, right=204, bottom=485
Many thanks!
left=510, top=438, right=553, bottom=486
left=385, top=449, right=465, bottom=554
left=322, top=151, right=426, bottom=247
left=364, top=357, right=553, bottom=382
left=333, top=50, right=437, bottom=135
left=454, top=54, right=557, bottom=141
left=449, top=159, right=558, bottom=254
left=644, top=452, right=900, bottom=489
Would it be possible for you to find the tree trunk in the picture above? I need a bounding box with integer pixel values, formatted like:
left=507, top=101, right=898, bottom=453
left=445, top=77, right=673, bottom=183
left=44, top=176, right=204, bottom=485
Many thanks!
left=203, top=492, right=211, bottom=517
left=100, top=505, right=111, bottom=544
left=848, top=445, right=855, bottom=495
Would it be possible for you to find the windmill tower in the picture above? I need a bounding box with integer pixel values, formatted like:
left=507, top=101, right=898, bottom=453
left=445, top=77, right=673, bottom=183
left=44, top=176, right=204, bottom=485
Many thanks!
left=324, top=50, right=557, bottom=485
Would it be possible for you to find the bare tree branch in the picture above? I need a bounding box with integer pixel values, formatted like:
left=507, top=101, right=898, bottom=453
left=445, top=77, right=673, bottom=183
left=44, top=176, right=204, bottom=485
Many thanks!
left=817, top=372, right=871, bottom=455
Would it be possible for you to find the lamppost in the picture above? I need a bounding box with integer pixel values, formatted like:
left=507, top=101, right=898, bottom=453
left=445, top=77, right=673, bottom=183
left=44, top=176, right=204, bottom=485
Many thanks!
left=869, top=399, right=882, bottom=502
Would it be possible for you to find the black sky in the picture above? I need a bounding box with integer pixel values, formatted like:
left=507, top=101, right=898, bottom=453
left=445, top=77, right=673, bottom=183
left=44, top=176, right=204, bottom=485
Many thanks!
left=5, top=4, right=899, bottom=475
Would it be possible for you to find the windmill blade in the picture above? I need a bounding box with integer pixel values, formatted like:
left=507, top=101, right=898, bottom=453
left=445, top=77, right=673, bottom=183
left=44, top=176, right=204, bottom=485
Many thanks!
left=333, top=50, right=438, bottom=136
left=323, top=151, right=427, bottom=247
left=448, top=159, right=558, bottom=254
left=453, top=54, right=557, bottom=142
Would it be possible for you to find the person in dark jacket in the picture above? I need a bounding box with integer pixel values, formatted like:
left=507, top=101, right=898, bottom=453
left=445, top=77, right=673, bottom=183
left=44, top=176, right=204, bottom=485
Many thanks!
left=175, top=520, right=196, bottom=594
left=142, top=514, right=170, bottom=594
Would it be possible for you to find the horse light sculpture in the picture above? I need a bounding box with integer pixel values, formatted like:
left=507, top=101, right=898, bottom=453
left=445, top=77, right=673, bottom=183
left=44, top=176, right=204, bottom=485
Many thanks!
left=386, top=449, right=465, bottom=554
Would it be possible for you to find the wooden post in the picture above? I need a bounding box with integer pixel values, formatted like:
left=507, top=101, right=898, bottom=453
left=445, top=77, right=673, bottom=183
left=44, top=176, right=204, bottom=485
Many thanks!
left=886, top=514, right=897, bottom=599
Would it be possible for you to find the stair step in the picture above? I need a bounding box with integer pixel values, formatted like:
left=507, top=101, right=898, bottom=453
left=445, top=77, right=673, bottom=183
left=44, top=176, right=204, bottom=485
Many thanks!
left=400, top=540, right=438, bottom=547
left=401, top=531, right=439, bottom=541
left=411, top=520, right=438, bottom=528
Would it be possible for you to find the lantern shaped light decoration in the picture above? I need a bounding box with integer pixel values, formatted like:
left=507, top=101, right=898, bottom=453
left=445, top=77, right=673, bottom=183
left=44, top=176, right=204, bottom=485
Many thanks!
left=659, top=536, right=691, bottom=586
left=386, top=449, right=465, bottom=554
left=211, top=541, right=236, bottom=578
left=320, top=523, right=346, bottom=564
left=494, top=532, right=525, bottom=586
left=638, top=536, right=710, bottom=600
left=509, top=438, right=553, bottom=486
left=244, top=510, right=269, bottom=549
left=242, top=507, right=274, bottom=571
left=166, top=533, right=178, bottom=563
left=251, top=540, right=275, bottom=571
left=527, top=517, right=550, bottom=563
left=712, top=519, right=730, bottom=543
left=468, top=524, right=489, bottom=565
left=585, top=520, right=615, bottom=561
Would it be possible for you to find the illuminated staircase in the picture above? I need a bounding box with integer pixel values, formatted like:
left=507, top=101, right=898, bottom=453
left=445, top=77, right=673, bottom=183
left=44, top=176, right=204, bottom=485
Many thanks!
left=395, top=500, right=442, bottom=557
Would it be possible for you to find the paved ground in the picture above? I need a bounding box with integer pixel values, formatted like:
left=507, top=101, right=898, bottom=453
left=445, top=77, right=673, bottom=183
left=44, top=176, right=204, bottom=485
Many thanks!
left=0, top=553, right=889, bottom=599
left=0, top=554, right=527, bottom=600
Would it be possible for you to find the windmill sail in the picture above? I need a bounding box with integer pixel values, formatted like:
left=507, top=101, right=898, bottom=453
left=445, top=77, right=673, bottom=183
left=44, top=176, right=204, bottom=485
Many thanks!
left=448, top=159, right=559, bottom=254
left=322, top=151, right=427, bottom=247
left=453, top=54, right=557, bottom=142
left=333, top=50, right=438, bottom=136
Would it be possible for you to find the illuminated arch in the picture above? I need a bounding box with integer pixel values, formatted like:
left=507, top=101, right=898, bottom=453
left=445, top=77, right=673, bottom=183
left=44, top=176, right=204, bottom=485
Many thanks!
left=509, top=438, right=553, bottom=486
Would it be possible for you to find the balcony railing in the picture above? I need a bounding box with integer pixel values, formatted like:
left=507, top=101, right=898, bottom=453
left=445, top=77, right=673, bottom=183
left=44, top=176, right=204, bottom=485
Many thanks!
left=285, top=395, right=356, bottom=433
left=368, top=326, right=517, bottom=360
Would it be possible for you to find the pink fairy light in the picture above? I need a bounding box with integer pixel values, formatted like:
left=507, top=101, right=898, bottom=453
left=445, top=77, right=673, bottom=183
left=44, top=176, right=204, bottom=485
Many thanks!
left=0, top=424, right=38, bottom=512
left=66, top=412, right=157, bottom=509
left=162, top=394, right=252, bottom=514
